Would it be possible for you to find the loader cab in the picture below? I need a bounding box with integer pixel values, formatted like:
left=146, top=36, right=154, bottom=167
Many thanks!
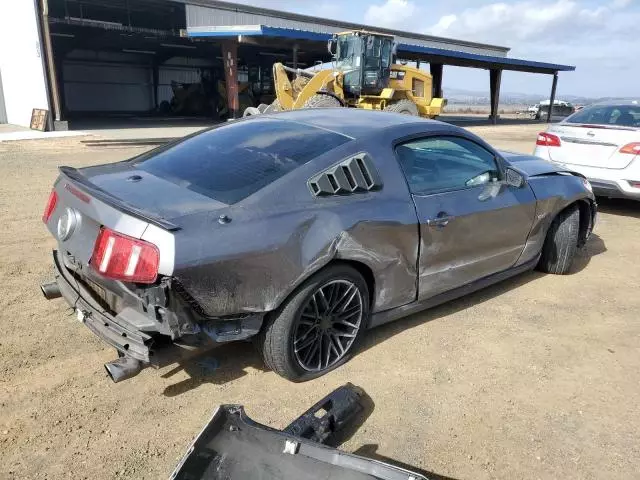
left=331, top=31, right=395, bottom=97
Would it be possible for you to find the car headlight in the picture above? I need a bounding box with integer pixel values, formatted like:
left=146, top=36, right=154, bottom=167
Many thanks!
left=581, top=177, right=593, bottom=193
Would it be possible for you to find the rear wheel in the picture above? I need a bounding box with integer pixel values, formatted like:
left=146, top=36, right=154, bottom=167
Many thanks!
left=384, top=99, right=419, bottom=116
left=258, top=265, right=369, bottom=381
left=537, top=205, right=580, bottom=274
left=303, top=94, right=342, bottom=109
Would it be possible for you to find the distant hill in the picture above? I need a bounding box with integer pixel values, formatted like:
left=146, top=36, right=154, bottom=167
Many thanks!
left=442, top=88, right=625, bottom=105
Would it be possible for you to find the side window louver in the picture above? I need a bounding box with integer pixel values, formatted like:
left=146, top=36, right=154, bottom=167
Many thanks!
left=308, top=153, right=382, bottom=197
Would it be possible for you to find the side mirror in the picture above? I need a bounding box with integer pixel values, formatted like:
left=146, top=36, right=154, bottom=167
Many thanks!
left=505, top=167, right=526, bottom=188
left=327, top=39, right=336, bottom=56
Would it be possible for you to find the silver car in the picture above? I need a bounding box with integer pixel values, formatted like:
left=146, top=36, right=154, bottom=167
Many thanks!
left=534, top=100, right=640, bottom=199
left=41, top=109, right=596, bottom=382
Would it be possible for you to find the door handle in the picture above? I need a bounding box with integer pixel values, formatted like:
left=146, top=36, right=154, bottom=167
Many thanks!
left=426, top=213, right=453, bottom=227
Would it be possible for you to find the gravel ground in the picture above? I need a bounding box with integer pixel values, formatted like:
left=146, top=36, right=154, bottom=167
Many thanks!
left=1, top=124, right=639, bottom=480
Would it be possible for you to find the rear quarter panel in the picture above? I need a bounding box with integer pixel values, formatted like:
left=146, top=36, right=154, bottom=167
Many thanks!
left=171, top=135, right=420, bottom=317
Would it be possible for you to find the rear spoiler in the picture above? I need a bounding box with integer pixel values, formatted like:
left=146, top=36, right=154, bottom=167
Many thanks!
left=58, top=166, right=181, bottom=231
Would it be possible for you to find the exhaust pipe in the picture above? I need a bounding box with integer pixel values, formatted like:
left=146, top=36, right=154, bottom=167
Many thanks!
left=104, top=356, right=143, bottom=383
left=41, top=281, right=61, bottom=300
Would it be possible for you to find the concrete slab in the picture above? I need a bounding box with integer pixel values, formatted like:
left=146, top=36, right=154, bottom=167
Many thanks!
left=68, top=117, right=216, bottom=141
left=0, top=128, right=89, bottom=142
left=0, top=123, right=30, bottom=134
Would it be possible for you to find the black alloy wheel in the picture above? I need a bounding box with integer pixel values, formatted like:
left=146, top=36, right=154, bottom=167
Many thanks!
left=292, top=279, right=364, bottom=372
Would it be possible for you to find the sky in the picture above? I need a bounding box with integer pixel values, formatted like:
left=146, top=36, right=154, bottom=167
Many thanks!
left=231, top=0, right=638, bottom=98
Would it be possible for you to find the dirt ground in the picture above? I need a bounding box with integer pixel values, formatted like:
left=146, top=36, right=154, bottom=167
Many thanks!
left=1, top=124, right=639, bottom=480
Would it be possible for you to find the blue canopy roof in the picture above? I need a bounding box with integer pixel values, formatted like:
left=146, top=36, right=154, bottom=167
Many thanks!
left=186, top=24, right=575, bottom=74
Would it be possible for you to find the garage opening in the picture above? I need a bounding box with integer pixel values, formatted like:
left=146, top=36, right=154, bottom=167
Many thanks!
left=47, top=0, right=228, bottom=129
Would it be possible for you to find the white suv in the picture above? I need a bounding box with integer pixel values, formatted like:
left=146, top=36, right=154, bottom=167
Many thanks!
left=533, top=100, right=640, bottom=200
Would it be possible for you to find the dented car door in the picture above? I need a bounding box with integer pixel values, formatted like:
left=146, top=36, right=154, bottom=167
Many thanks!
left=395, top=135, right=536, bottom=299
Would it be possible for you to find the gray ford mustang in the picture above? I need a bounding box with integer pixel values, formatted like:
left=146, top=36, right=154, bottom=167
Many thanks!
left=41, top=109, right=596, bottom=382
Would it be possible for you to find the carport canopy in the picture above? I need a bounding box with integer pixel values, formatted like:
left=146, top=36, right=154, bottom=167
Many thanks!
left=187, top=24, right=576, bottom=122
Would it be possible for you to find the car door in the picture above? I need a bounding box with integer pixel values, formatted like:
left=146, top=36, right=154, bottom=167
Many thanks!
left=395, top=135, right=536, bottom=300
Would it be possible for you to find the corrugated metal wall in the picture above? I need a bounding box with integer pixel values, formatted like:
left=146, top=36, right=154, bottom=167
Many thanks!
left=63, top=50, right=153, bottom=112
left=62, top=51, right=213, bottom=113
left=64, top=62, right=153, bottom=112
left=0, top=67, right=7, bottom=124
left=185, top=4, right=507, bottom=57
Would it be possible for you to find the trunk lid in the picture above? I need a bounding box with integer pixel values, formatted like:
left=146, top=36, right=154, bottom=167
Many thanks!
left=547, top=123, right=639, bottom=169
left=47, top=164, right=225, bottom=269
left=77, top=162, right=228, bottom=221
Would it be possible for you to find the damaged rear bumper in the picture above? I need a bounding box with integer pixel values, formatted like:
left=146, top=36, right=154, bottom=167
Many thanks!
left=43, top=250, right=263, bottom=382
left=171, top=384, right=427, bottom=480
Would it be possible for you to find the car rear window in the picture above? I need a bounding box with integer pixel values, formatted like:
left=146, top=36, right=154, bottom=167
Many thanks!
left=134, top=118, right=351, bottom=204
left=565, top=104, right=640, bottom=128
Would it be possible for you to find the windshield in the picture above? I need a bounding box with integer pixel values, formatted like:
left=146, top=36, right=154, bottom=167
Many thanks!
left=135, top=118, right=350, bottom=204
left=565, top=104, right=640, bottom=128
left=335, top=35, right=362, bottom=70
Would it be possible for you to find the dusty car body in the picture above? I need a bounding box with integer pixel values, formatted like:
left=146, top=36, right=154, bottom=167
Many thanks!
left=41, top=109, right=596, bottom=382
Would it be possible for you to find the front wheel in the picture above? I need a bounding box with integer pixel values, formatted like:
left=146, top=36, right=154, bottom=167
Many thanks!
left=384, top=99, right=419, bottom=115
left=303, top=94, right=342, bottom=109
left=258, top=265, right=370, bottom=381
left=537, top=205, right=580, bottom=274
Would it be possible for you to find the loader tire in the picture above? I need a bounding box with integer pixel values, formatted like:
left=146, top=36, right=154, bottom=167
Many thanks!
left=243, top=107, right=261, bottom=117
left=303, top=94, right=342, bottom=109
left=537, top=205, right=580, bottom=275
left=264, top=99, right=282, bottom=114
left=384, top=99, right=419, bottom=116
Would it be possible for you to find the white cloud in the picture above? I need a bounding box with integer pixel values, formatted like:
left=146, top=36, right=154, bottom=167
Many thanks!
left=612, top=0, right=633, bottom=7
left=427, top=1, right=610, bottom=43
left=364, top=0, right=418, bottom=29
left=431, top=14, right=458, bottom=34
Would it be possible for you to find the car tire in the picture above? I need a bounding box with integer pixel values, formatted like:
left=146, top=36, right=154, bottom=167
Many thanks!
left=303, top=94, right=342, bottom=109
left=258, top=264, right=370, bottom=382
left=537, top=205, right=580, bottom=274
left=384, top=99, right=419, bottom=115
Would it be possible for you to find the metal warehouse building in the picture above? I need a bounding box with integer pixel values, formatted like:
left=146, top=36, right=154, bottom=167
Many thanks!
left=0, top=0, right=575, bottom=130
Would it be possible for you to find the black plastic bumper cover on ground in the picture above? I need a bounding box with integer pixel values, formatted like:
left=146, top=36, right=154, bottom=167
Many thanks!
left=171, top=384, right=427, bottom=480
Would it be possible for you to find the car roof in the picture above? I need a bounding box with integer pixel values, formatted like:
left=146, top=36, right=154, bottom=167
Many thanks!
left=590, top=99, right=640, bottom=107
left=262, top=108, right=442, bottom=139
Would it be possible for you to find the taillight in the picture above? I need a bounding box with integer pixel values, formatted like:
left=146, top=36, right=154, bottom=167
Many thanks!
left=42, top=190, right=58, bottom=223
left=536, top=132, right=561, bottom=147
left=91, top=227, right=160, bottom=283
left=619, top=143, right=640, bottom=155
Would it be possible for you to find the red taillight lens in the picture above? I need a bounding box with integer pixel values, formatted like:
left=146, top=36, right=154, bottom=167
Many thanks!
left=42, top=190, right=59, bottom=223
left=619, top=142, right=640, bottom=155
left=536, top=132, right=561, bottom=147
left=91, top=227, right=160, bottom=283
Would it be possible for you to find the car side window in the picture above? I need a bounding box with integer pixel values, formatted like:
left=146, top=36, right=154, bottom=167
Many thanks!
left=395, top=136, right=500, bottom=195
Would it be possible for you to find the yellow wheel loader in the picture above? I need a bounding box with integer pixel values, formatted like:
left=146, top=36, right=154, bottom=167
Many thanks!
left=244, top=30, right=446, bottom=118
